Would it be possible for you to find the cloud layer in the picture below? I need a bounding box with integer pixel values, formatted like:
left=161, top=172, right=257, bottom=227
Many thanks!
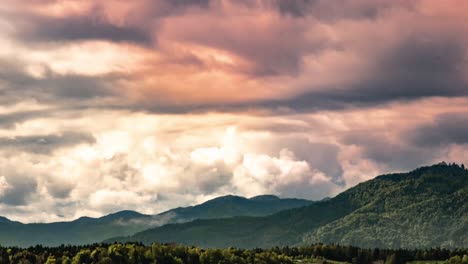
left=0, top=0, right=467, bottom=222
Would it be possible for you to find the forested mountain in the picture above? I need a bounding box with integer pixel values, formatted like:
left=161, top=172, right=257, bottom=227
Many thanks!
left=303, top=164, right=468, bottom=249
left=110, top=163, right=468, bottom=249
left=0, top=195, right=312, bottom=247
left=160, top=195, right=312, bottom=221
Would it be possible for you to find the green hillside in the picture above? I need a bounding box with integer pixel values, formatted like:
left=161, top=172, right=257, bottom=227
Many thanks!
left=110, top=163, right=468, bottom=249
left=303, top=164, right=468, bottom=248
left=0, top=195, right=312, bottom=247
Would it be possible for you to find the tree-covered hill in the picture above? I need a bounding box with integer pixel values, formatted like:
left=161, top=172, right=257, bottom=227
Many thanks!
left=110, top=163, right=468, bottom=249
left=303, top=164, right=468, bottom=248
left=0, top=195, right=312, bottom=247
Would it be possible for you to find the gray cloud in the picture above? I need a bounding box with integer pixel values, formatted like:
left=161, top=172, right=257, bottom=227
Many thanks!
left=10, top=0, right=216, bottom=46
left=274, top=0, right=317, bottom=17
left=407, top=112, right=468, bottom=147
left=0, top=132, right=95, bottom=154
left=46, top=179, right=75, bottom=199
left=259, top=35, right=468, bottom=112
left=169, top=0, right=210, bottom=9
left=272, top=0, right=401, bottom=20
left=101, top=154, right=140, bottom=183
left=46, top=73, right=119, bottom=99
left=180, top=0, right=396, bottom=20
left=341, top=112, right=468, bottom=171
left=299, top=143, right=343, bottom=184
left=0, top=110, right=52, bottom=128
left=342, top=130, right=441, bottom=171
left=14, top=7, right=151, bottom=45
left=185, top=161, right=233, bottom=194
left=0, top=59, right=122, bottom=105
left=0, top=175, right=37, bottom=206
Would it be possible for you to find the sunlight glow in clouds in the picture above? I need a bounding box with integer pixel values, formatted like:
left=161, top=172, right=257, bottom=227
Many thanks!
left=0, top=0, right=467, bottom=222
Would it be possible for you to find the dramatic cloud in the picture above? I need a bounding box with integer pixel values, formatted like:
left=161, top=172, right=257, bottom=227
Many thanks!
left=1, top=0, right=466, bottom=110
left=0, top=0, right=467, bottom=222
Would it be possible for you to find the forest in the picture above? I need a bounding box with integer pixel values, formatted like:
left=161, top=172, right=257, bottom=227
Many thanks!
left=1, top=242, right=467, bottom=264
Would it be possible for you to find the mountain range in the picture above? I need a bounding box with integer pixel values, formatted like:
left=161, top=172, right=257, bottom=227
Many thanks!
left=0, top=195, right=312, bottom=247
left=1, top=163, right=466, bottom=249
left=108, top=163, right=468, bottom=249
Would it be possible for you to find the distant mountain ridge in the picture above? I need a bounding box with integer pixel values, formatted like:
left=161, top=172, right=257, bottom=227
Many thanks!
left=249, top=195, right=280, bottom=201
left=0, top=216, right=13, bottom=223
left=0, top=194, right=312, bottom=247
left=159, top=194, right=312, bottom=221
left=110, top=163, right=468, bottom=249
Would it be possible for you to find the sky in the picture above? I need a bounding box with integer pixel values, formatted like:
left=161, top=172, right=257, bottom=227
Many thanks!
left=0, top=0, right=467, bottom=223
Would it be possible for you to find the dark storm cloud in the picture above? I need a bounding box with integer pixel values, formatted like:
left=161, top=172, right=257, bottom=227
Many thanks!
left=0, top=59, right=121, bottom=105
left=195, top=0, right=389, bottom=19
left=20, top=15, right=151, bottom=44
left=408, top=113, right=468, bottom=147
left=26, top=17, right=151, bottom=44
left=233, top=0, right=395, bottom=20
left=0, top=132, right=95, bottom=154
left=260, top=34, right=468, bottom=112
left=282, top=0, right=402, bottom=20
left=275, top=0, right=316, bottom=17
left=11, top=0, right=215, bottom=46
left=343, top=111, right=468, bottom=171
left=0, top=175, right=37, bottom=206
left=169, top=0, right=210, bottom=8
left=342, top=131, right=439, bottom=171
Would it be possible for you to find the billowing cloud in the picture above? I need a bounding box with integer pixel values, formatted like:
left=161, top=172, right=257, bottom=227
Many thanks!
left=232, top=149, right=339, bottom=199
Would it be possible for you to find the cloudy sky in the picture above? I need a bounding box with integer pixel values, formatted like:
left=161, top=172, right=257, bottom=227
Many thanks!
left=0, top=0, right=467, bottom=223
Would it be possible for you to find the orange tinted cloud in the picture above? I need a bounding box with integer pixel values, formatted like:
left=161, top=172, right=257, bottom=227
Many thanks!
left=2, top=0, right=467, bottom=109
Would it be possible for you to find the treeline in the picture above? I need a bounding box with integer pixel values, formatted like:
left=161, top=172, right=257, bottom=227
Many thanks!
left=0, top=243, right=467, bottom=264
